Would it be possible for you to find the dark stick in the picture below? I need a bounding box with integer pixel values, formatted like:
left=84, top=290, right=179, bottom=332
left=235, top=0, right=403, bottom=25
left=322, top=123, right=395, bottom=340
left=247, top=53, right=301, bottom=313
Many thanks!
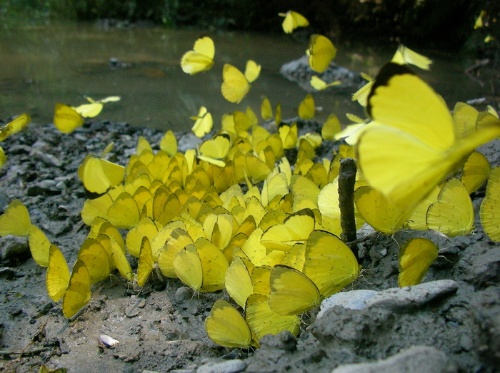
left=338, top=158, right=359, bottom=260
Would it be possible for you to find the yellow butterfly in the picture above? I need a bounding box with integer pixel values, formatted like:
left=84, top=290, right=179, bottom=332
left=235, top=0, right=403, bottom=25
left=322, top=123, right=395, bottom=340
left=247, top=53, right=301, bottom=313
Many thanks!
left=53, top=103, right=84, bottom=134
left=46, top=245, right=91, bottom=319
left=106, top=192, right=140, bottom=229
left=0, top=199, right=31, bottom=237
left=307, top=34, right=336, bottom=73
left=245, top=293, right=300, bottom=342
left=303, top=230, right=359, bottom=298
left=191, top=106, right=213, bottom=138
left=221, top=61, right=261, bottom=104
left=278, top=123, right=298, bottom=150
left=398, top=238, right=438, bottom=287
left=0, top=113, right=31, bottom=141
left=157, top=228, right=194, bottom=278
left=136, top=236, right=154, bottom=287
left=73, top=96, right=121, bottom=118
left=225, top=256, right=253, bottom=308
left=278, top=10, right=309, bottom=34
left=126, top=217, right=160, bottom=257
left=354, top=185, right=413, bottom=234
left=160, top=130, right=178, bottom=156
left=63, top=259, right=92, bottom=319
left=181, top=36, right=215, bottom=75
left=0, top=147, right=5, bottom=168
left=173, top=238, right=228, bottom=292
left=77, top=238, right=112, bottom=284
left=460, top=151, right=491, bottom=194
left=480, top=167, right=500, bottom=242
left=268, top=265, right=320, bottom=316
left=261, top=209, right=315, bottom=251
left=205, top=299, right=254, bottom=348
left=78, top=155, right=125, bottom=194
left=391, top=45, right=432, bottom=70
left=298, top=94, right=315, bottom=119
left=28, top=225, right=52, bottom=267
left=261, top=96, right=273, bottom=121
left=197, top=134, right=231, bottom=167
left=310, top=76, right=340, bottom=91
left=426, top=178, right=474, bottom=237
left=357, top=63, right=500, bottom=210
left=321, top=114, right=341, bottom=140
left=109, top=235, right=133, bottom=281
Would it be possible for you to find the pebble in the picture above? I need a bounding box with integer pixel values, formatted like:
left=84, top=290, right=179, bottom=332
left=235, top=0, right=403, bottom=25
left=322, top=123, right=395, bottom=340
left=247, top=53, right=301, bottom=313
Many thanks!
left=196, top=359, right=246, bottom=373
left=331, top=346, right=457, bottom=373
left=175, top=286, right=194, bottom=302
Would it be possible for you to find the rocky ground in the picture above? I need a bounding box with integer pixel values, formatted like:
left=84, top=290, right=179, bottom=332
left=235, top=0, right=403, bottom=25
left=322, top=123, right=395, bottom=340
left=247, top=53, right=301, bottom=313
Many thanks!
left=0, top=119, right=499, bottom=373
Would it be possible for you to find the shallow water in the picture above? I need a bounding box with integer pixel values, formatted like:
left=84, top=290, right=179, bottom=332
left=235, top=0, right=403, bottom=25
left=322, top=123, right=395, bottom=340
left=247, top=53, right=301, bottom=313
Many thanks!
left=0, top=22, right=486, bottom=131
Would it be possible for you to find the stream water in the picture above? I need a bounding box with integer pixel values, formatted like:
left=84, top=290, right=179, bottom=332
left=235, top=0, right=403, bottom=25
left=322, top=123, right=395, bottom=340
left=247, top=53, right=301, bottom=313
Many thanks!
left=0, top=22, right=486, bottom=131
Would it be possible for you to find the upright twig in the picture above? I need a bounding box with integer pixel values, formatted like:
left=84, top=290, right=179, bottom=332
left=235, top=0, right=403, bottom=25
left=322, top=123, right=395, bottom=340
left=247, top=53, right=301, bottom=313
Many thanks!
left=338, top=158, right=359, bottom=260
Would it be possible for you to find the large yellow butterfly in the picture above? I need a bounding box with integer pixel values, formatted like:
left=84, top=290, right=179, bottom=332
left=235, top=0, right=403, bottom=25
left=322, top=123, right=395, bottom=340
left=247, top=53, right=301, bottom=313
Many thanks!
left=0, top=113, right=31, bottom=141
left=78, top=155, right=125, bottom=194
left=398, top=238, right=438, bottom=287
left=205, top=299, right=254, bottom=348
left=278, top=10, right=309, bottom=34
left=307, top=34, right=336, bottom=73
left=181, top=36, right=215, bottom=75
left=53, top=103, right=84, bottom=134
left=480, top=167, right=500, bottom=242
left=357, top=63, right=500, bottom=210
left=221, top=61, right=261, bottom=104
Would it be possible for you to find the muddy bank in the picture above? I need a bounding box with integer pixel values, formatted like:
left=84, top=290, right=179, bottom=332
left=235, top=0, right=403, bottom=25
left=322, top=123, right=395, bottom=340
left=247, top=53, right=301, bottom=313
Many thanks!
left=0, top=120, right=499, bottom=372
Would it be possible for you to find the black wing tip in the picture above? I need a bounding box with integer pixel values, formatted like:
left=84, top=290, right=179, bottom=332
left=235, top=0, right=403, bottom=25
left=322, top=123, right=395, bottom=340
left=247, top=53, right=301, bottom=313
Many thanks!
left=366, top=62, right=416, bottom=118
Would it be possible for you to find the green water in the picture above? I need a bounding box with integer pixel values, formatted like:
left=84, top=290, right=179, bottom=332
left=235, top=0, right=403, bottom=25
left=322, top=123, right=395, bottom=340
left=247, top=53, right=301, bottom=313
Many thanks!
left=0, top=22, right=485, bottom=131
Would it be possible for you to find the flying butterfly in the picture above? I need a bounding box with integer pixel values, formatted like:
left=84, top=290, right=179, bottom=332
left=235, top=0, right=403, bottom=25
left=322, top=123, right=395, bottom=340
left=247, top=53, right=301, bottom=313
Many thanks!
left=357, top=63, right=500, bottom=211
left=307, top=34, right=336, bottom=73
left=180, top=36, right=215, bottom=75
left=53, top=103, right=85, bottom=134
left=221, top=61, right=261, bottom=104
left=278, top=10, right=309, bottom=34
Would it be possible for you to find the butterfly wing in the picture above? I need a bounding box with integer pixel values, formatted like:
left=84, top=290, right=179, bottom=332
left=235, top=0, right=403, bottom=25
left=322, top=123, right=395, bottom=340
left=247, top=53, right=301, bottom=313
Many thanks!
left=268, top=265, right=320, bottom=316
left=181, top=36, right=215, bottom=74
left=205, top=299, right=253, bottom=348
left=398, top=238, right=438, bottom=287
left=62, top=260, right=92, bottom=318
left=480, top=167, right=500, bottom=242
left=0, top=199, right=31, bottom=237
left=28, top=225, right=51, bottom=267
left=53, top=103, right=84, bottom=134
left=221, top=64, right=250, bottom=103
left=46, top=245, right=70, bottom=302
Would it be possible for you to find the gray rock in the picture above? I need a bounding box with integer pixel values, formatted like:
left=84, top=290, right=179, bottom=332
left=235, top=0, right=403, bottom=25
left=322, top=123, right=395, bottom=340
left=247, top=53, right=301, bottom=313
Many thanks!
left=280, top=55, right=363, bottom=92
left=364, top=280, right=458, bottom=311
left=196, top=359, right=246, bottom=373
left=331, top=346, right=457, bottom=373
left=317, top=290, right=377, bottom=318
